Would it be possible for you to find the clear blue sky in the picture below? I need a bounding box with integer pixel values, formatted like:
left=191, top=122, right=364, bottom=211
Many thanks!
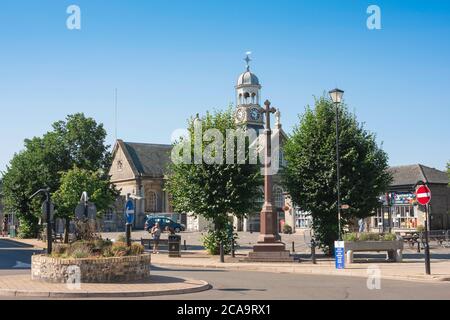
left=1, top=0, right=449, bottom=173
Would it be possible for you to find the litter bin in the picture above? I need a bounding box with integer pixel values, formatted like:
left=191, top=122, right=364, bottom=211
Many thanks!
left=168, top=235, right=181, bottom=258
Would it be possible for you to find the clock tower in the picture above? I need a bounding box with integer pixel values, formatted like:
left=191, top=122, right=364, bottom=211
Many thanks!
left=235, top=54, right=264, bottom=130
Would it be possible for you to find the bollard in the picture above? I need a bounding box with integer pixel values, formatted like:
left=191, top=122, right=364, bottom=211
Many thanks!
left=231, top=238, right=235, bottom=258
left=417, top=239, right=421, bottom=253
left=311, top=239, right=317, bottom=264
left=292, top=241, right=295, bottom=253
left=184, top=240, right=187, bottom=251
left=220, top=240, right=225, bottom=263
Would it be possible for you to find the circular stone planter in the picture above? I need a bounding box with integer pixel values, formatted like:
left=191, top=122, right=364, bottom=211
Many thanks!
left=31, top=254, right=151, bottom=283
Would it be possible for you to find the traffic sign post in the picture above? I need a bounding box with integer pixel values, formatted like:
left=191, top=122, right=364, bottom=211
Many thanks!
left=335, top=241, right=345, bottom=270
left=415, top=183, right=432, bottom=275
left=124, top=199, right=135, bottom=247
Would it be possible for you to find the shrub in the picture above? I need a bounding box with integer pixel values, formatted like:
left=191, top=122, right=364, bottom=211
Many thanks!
left=382, top=233, right=397, bottom=241
left=93, top=238, right=112, bottom=252
left=343, top=233, right=399, bottom=242
left=283, top=224, right=293, bottom=234
left=111, top=241, right=130, bottom=257
left=70, top=246, right=92, bottom=259
left=52, top=244, right=69, bottom=257
left=359, top=233, right=381, bottom=241
left=343, top=232, right=358, bottom=242
left=130, top=243, right=145, bottom=256
left=116, top=234, right=127, bottom=243
left=66, top=241, right=96, bottom=258
left=202, top=228, right=238, bottom=256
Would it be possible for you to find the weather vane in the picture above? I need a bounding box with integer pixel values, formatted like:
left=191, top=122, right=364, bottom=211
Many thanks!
left=245, top=51, right=252, bottom=71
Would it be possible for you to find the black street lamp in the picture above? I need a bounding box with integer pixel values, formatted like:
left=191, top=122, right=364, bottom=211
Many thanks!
left=30, top=188, right=52, bottom=254
left=329, top=88, right=344, bottom=241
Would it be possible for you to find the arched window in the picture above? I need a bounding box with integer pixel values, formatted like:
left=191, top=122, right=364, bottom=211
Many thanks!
left=145, top=190, right=157, bottom=212
left=244, top=92, right=250, bottom=103
left=274, top=186, right=284, bottom=209
left=251, top=93, right=256, bottom=104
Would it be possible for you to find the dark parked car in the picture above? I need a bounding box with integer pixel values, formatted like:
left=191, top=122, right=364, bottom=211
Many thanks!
left=144, top=216, right=186, bottom=233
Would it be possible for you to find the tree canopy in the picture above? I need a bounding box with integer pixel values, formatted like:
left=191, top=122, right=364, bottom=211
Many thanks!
left=282, top=96, right=392, bottom=254
left=165, top=108, right=262, bottom=230
left=53, top=168, right=118, bottom=223
left=1, top=113, right=113, bottom=238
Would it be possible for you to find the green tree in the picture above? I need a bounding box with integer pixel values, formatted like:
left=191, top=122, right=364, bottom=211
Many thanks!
left=282, top=95, right=392, bottom=255
left=165, top=108, right=261, bottom=254
left=447, top=162, right=450, bottom=185
left=2, top=113, right=111, bottom=238
left=53, top=168, right=118, bottom=242
left=1, top=148, right=47, bottom=237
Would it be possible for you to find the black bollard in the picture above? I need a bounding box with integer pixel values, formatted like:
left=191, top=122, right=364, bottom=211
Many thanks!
left=184, top=240, right=187, bottom=251
left=231, top=238, right=235, bottom=258
left=220, top=240, right=225, bottom=263
left=292, top=241, right=295, bottom=253
left=311, top=239, right=317, bottom=264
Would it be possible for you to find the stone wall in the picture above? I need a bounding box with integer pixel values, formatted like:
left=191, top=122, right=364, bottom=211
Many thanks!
left=32, top=254, right=151, bottom=283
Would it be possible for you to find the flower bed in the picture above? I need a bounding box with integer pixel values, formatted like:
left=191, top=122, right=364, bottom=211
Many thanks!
left=31, top=254, right=151, bottom=283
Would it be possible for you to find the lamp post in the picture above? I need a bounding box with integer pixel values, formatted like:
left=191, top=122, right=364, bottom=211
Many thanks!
left=30, top=188, right=52, bottom=254
left=329, top=88, right=344, bottom=241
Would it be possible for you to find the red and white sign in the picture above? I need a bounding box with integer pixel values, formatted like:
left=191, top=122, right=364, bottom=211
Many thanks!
left=415, top=185, right=431, bottom=205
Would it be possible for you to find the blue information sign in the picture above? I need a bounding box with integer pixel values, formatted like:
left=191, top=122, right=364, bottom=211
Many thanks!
left=125, top=200, right=135, bottom=225
left=335, top=241, right=345, bottom=269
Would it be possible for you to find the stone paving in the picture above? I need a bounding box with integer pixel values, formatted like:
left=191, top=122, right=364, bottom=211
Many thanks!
left=0, top=274, right=210, bottom=298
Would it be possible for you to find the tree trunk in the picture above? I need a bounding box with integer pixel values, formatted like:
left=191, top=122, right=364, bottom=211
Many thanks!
left=64, top=219, right=70, bottom=244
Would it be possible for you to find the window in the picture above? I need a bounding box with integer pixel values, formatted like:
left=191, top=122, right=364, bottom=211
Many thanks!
left=117, top=160, right=124, bottom=171
left=103, top=208, right=114, bottom=222
left=145, top=190, right=157, bottom=212
left=274, top=186, right=284, bottom=209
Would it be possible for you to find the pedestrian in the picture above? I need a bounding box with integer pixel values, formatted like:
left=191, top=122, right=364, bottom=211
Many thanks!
left=151, top=222, right=162, bottom=254
left=2, top=216, right=9, bottom=237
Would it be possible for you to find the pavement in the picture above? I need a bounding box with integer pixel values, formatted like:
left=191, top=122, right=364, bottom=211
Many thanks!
left=0, top=274, right=210, bottom=298
left=149, top=251, right=450, bottom=283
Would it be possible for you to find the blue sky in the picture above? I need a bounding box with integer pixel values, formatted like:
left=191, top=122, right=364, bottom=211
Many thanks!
left=0, top=0, right=449, bottom=172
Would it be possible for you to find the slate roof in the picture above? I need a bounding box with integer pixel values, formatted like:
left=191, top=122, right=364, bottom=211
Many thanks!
left=389, top=164, right=449, bottom=187
left=121, top=141, right=172, bottom=178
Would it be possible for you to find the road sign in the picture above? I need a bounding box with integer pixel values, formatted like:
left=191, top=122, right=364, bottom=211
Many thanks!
left=415, top=185, right=431, bottom=206
left=125, top=200, right=135, bottom=224
left=41, top=201, right=55, bottom=222
left=335, top=241, right=345, bottom=270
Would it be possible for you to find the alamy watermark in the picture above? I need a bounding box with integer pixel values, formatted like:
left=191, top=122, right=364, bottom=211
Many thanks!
left=170, top=121, right=281, bottom=176
left=366, top=265, right=382, bottom=290
left=367, top=5, right=382, bottom=30
left=66, top=265, right=82, bottom=290
left=66, top=5, right=81, bottom=30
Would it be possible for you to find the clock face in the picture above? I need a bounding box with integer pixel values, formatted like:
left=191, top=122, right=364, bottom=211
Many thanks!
left=236, top=109, right=246, bottom=122
left=250, top=108, right=260, bottom=121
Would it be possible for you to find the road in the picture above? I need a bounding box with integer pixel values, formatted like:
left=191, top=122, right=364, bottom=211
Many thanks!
left=1, top=239, right=450, bottom=300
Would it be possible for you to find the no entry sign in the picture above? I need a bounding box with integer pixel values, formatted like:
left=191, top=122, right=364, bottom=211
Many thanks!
left=415, top=184, right=431, bottom=205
